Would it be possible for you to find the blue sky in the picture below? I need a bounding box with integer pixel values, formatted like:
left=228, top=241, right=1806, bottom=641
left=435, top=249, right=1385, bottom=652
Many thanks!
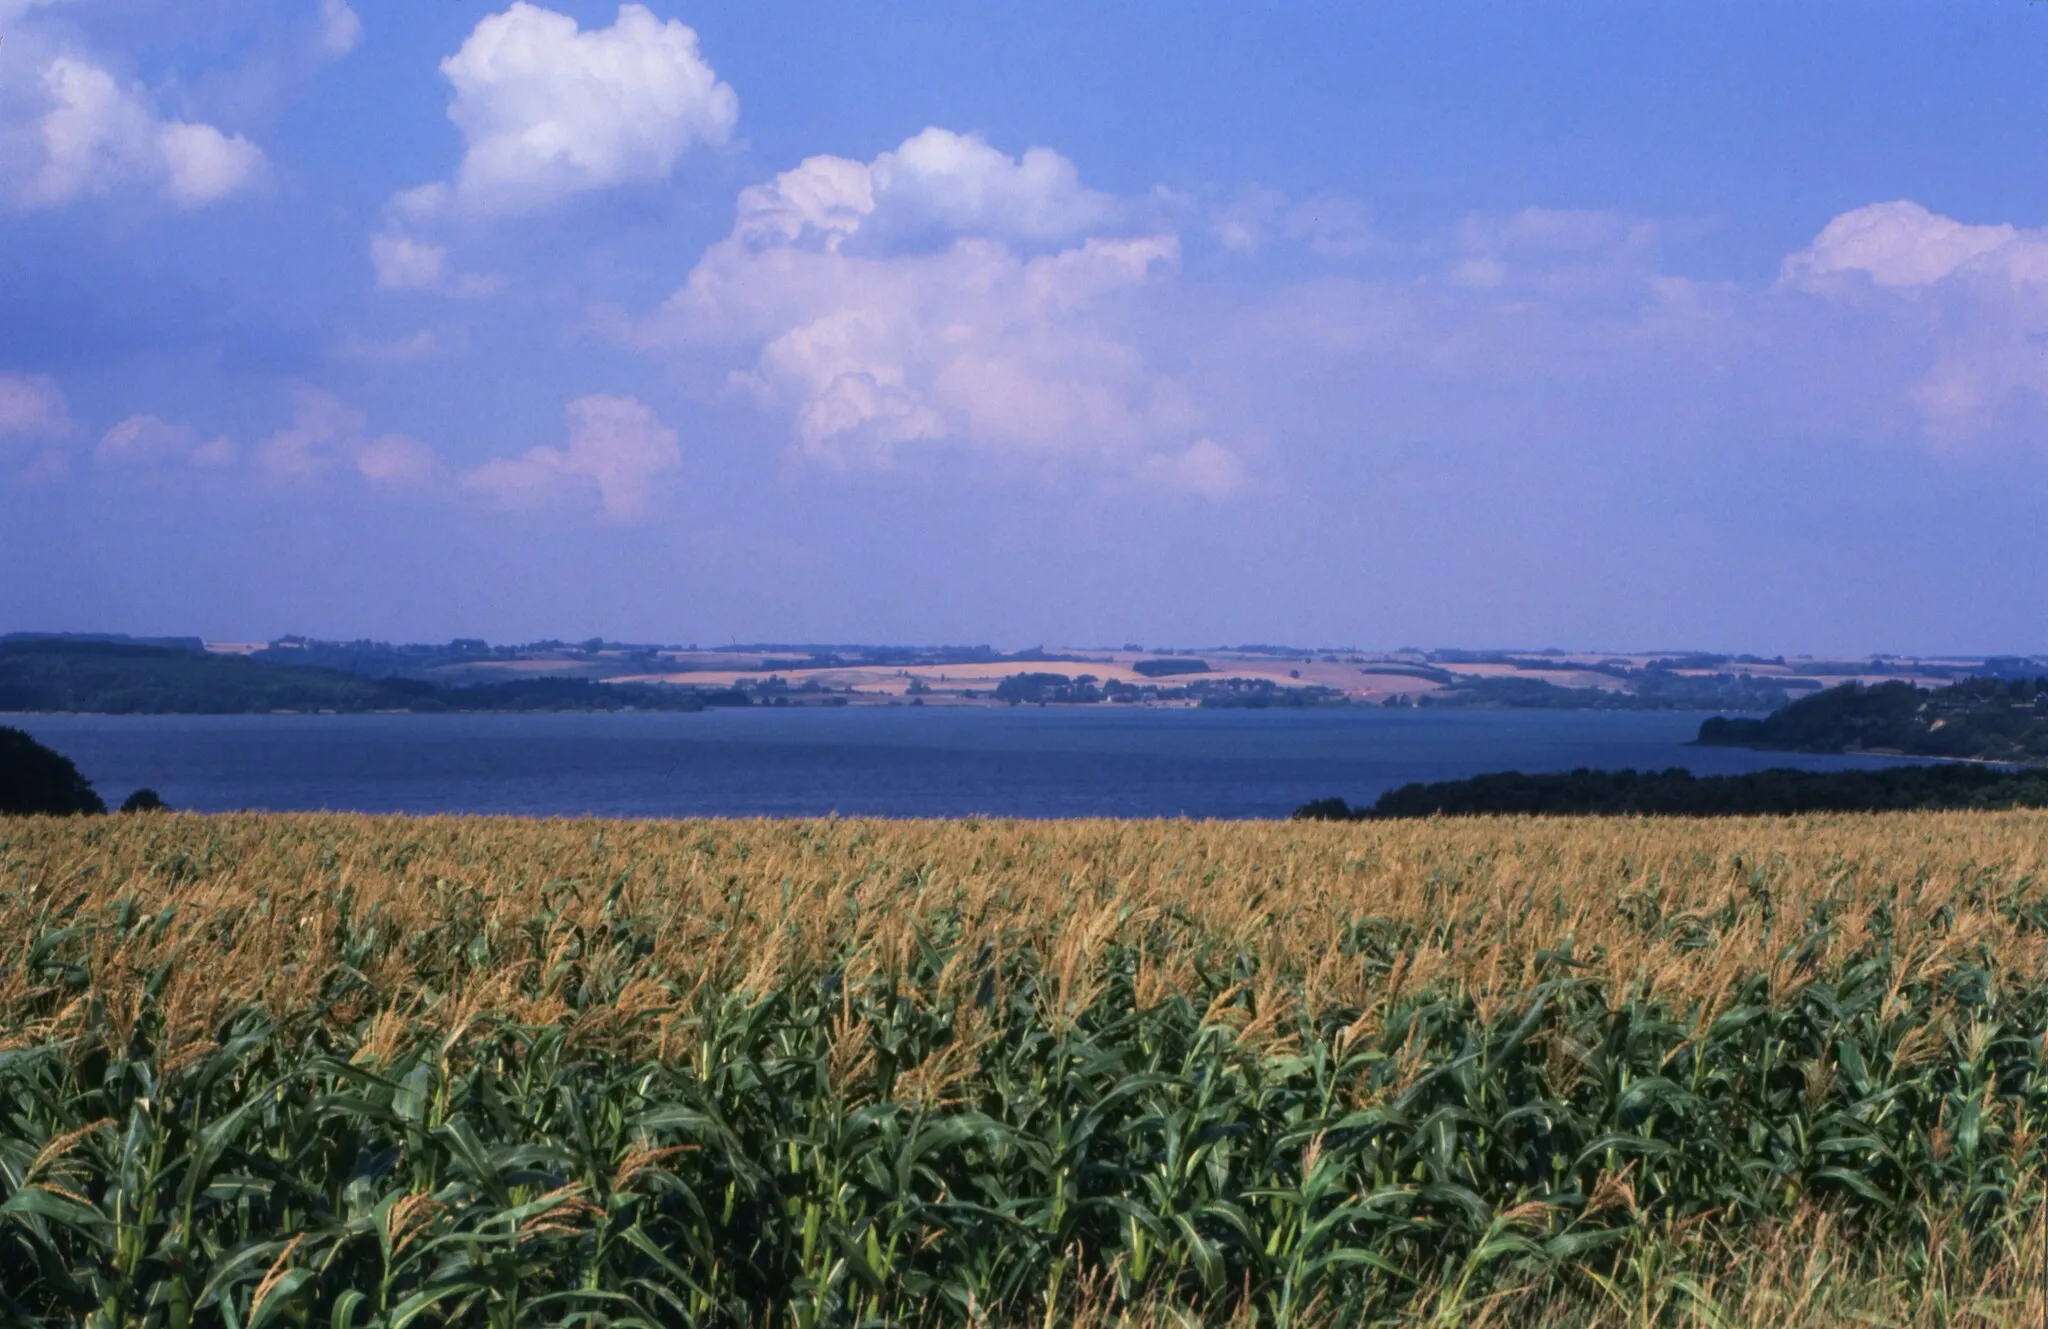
left=2, top=0, right=2045, bottom=654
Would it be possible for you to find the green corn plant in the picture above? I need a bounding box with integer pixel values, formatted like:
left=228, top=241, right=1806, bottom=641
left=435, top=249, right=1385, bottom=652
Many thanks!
left=7, top=812, right=2048, bottom=1323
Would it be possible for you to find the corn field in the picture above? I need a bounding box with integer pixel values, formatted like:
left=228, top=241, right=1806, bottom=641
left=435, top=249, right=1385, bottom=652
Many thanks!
left=3, top=811, right=2048, bottom=1326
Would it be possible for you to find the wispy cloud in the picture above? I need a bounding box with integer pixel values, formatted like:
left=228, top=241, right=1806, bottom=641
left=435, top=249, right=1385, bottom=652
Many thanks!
left=256, top=390, right=434, bottom=486
left=0, top=370, right=72, bottom=482
left=97, top=414, right=236, bottom=468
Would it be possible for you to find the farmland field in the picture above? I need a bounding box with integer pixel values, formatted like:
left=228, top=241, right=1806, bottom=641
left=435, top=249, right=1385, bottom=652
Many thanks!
left=3, top=812, right=2048, bottom=1326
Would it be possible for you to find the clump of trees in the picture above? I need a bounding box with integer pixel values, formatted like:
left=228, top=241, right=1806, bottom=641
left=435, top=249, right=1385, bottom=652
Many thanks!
left=119, top=788, right=169, bottom=813
left=1131, top=658, right=1211, bottom=678
left=991, top=672, right=1347, bottom=708
left=995, top=673, right=1104, bottom=705
left=0, top=727, right=106, bottom=815
left=1194, top=678, right=1345, bottom=708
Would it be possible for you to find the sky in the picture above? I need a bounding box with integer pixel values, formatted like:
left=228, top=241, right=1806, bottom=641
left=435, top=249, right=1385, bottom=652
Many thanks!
left=2, top=1, right=2045, bottom=656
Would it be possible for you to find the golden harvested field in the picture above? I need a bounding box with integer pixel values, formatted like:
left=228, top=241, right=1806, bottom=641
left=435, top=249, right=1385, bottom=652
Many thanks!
left=4, top=811, right=2048, bottom=1325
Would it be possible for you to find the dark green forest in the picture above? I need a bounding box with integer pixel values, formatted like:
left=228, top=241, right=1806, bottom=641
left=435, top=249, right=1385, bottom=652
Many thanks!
left=0, top=640, right=732, bottom=714
left=1297, top=763, right=2048, bottom=821
left=1697, top=677, right=2048, bottom=763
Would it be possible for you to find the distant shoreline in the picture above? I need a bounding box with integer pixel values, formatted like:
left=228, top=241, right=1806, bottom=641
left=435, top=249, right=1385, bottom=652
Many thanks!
left=16, top=633, right=2028, bottom=714
left=3, top=702, right=1767, bottom=719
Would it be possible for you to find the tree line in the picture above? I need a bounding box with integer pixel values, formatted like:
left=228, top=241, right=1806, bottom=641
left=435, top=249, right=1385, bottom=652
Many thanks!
left=0, top=640, right=737, bottom=714
left=1296, top=763, right=2048, bottom=820
left=1698, top=677, right=2048, bottom=763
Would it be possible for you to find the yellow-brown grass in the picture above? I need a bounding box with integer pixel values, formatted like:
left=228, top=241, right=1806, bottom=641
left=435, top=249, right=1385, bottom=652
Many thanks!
left=3, top=810, right=2046, bottom=1058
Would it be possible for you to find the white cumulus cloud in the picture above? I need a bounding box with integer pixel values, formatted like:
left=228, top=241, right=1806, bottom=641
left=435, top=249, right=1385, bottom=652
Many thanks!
left=318, top=0, right=363, bottom=58
left=865, top=127, right=1114, bottom=245
left=352, top=433, right=436, bottom=485
left=644, top=130, right=1244, bottom=495
left=1783, top=201, right=2024, bottom=288
left=369, top=233, right=448, bottom=290
left=1142, top=437, right=1248, bottom=500
left=368, top=231, right=499, bottom=295
left=464, top=393, right=680, bottom=522
left=0, top=371, right=70, bottom=438
left=19, top=56, right=264, bottom=208
left=732, top=128, right=1114, bottom=253
left=1782, top=201, right=2048, bottom=442
left=424, top=2, right=735, bottom=216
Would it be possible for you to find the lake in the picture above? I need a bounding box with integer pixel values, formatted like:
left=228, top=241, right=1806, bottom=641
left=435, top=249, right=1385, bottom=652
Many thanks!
left=9, top=707, right=1914, bottom=820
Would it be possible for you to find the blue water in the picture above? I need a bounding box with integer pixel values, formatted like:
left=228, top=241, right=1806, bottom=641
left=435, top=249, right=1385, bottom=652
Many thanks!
left=9, top=708, right=1916, bottom=820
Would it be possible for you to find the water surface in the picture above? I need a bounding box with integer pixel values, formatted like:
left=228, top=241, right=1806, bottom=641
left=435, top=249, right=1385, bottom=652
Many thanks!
left=11, top=707, right=1912, bottom=820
